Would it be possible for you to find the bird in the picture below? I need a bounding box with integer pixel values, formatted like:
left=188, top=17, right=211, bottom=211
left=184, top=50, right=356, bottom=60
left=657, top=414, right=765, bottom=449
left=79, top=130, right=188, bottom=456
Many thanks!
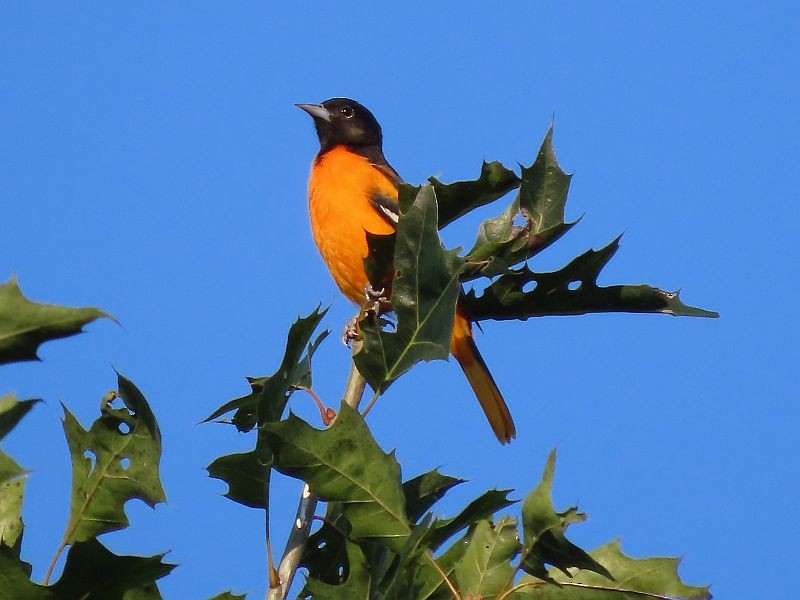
left=297, top=98, right=516, bottom=443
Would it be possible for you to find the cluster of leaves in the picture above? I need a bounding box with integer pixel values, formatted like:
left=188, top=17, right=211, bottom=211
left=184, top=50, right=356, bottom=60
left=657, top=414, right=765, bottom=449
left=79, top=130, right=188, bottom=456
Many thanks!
left=354, top=127, right=717, bottom=394
left=0, top=277, right=241, bottom=599
left=208, top=324, right=710, bottom=598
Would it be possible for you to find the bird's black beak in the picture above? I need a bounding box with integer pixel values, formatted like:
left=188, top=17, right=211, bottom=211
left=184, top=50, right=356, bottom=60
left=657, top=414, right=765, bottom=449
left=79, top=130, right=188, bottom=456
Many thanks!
left=296, top=103, right=332, bottom=122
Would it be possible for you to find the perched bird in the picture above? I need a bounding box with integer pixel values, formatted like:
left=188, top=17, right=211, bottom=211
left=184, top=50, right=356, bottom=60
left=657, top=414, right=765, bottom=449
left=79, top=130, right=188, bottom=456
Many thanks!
left=297, top=98, right=516, bottom=443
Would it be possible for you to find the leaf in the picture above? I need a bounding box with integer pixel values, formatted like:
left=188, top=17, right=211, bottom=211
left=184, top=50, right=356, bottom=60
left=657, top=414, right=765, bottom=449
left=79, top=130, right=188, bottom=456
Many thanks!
left=427, top=488, right=516, bottom=551
left=203, top=307, right=328, bottom=430
left=454, top=517, right=521, bottom=600
left=0, top=477, right=25, bottom=551
left=206, top=442, right=272, bottom=509
left=264, top=403, right=410, bottom=551
left=355, top=185, right=465, bottom=393
left=465, top=237, right=719, bottom=321
left=0, top=275, right=109, bottom=365
left=51, top=538, right=175, bottom=600
left=0, top=394, right=40, bottom=440
left=300, top=514, right=352, bottom=586
left=464, top=129, right=577, bottom=280
left=415, top=530, right=472, bottom=600
left=0, top=544, right=53, bottom=600
left=304, top=539, right=372, bottom=599
left=520, top=450, right=612, bottom=582
left=380, top=514, right=437, bottom=600
left=207, top=593, right=247, bottom=600
left=62, top=374, right=165, bottom=544
left=512, top=540, right=711, bottom=599
left=431, top=160, right=521, bottom=229
left=403, top=469, right=465, bottom=523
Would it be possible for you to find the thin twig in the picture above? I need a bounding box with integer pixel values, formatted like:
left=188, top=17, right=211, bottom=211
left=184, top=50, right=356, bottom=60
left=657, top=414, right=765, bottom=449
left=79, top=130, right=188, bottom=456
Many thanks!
left=269, top=341, right=367, bottom=599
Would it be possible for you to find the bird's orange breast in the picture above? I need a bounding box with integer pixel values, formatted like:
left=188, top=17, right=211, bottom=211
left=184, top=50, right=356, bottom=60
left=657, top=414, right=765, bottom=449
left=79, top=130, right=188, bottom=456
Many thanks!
left=308, top=146, right=397, bottom=304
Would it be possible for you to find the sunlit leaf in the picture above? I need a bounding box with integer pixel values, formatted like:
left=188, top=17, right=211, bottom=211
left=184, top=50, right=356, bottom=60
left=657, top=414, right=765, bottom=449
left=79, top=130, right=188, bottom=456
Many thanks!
left=454, top=517, right=520, bottom=600
left=265, top=403, right=410, bottom=551
left=0, top=276, right=109, bottom=365
left=465, top=237, right=719, bottom=320
left=356, top=185, right=464, bottom=393
left=520, top=450, right=611, bottom=581
left=0, top=477, right=25, bottom=551
left=512, top=539, right=711, bottom=599
left=62, top=374, right=164, bottom=544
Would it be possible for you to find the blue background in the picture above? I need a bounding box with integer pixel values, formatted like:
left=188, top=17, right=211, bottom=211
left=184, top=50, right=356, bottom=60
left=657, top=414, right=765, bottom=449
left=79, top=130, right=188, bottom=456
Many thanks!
left=2, top=2, right=796, bottom=598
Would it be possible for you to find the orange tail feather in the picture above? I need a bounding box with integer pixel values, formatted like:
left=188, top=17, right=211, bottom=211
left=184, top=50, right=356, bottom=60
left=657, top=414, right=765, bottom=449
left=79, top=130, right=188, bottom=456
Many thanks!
left=450, top=306, right=516, bottom=444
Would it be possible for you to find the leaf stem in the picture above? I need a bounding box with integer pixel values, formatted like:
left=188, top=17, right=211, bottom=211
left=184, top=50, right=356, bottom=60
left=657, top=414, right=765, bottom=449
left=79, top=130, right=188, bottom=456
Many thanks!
left=269, top=342, right=367, bottom=599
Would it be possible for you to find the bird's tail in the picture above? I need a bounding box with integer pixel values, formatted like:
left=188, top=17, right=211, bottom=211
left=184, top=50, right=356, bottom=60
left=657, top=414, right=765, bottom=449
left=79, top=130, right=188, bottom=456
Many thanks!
left=450, top=305, right=516, bottom=444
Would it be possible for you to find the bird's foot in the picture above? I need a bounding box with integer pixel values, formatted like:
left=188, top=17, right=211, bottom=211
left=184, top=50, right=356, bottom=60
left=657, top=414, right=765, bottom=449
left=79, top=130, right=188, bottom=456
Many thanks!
left=341, top=315, right=361, bottom=346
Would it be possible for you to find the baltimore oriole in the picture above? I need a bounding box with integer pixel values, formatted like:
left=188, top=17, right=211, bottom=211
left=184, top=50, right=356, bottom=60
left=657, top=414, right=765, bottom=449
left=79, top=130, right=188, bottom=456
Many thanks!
left=297, top=98, right=516, bottom=443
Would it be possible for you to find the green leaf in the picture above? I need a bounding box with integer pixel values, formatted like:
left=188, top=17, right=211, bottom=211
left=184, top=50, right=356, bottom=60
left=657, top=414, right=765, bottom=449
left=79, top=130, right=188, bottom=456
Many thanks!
left=0, top=275, right=109, bottom=365
left=355, top=185, right=465, bottom=393
left=62, top=374, right=165, bottom=544
left=463, top=129, right=578, bottom=280
left=51, top=538, right=175, bottom=600
left=520, top=450, right=611, bottom=582
left=454, top=517, right=520, bottom=600
left=414, top=529, right=472, bottom=600
left=431, top=160, right=521, bottom=229
left=0, top=476, right=25, bottom=551
left=0, top=394, right=40, bottom=440
left=207, top=442, right=272, bottom=509
left=403, top=469, right=465, bottom=523
left=379, top=515, right=437, bottom=600
left=304, top=539, right=372, bottom=599
left=207, top=593, right=247, bottom=600
left=0, top=544, right=53, bottom=600
left=300, top=513, right=352, bottom=586
left=512, top=539, right=711, bottom=599
left=465, top=237, right=719, bottom=320
left=264, top=403, right=410, bottom=551
left=427, top=488, right=516, bottom=551
left=204, top=307, right=328, bottom=429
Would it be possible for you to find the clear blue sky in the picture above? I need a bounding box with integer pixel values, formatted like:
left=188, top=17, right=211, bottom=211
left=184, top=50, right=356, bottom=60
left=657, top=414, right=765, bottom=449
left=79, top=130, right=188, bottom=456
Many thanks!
left=2, top=2, right=796, bottom=598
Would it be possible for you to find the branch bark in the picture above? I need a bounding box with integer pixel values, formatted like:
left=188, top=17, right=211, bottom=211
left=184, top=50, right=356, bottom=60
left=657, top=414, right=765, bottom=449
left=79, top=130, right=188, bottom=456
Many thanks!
left=268, top=342, right=367, bottom=599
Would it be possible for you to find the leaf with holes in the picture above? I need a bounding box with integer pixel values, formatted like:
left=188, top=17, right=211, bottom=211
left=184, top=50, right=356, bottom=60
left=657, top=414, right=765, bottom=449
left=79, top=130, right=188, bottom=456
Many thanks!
left=520, top=450, right=611, bottom=582
left=304, top=538, right=372, bottom=599
left=51, top=538, right=175, bottom=599
left=0, top=275, right=110, bottom=365
left=465, top=237, right=719, bottom=320
left=463, top=128, right=577, bottom=280
left=203, top=306, right=328, bottom=430
left=454, top=517, right=520, bottom=600
left=512, top=539, right=711, bottom=599
left=61, top=374, right=164, bottom=544
left=355, top=185, right=464, bottom=393
left=264, top=402, right=410, bottom=551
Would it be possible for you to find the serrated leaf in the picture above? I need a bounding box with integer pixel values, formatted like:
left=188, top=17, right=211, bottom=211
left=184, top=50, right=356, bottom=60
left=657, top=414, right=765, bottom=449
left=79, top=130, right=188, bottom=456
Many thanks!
left=0, top=544, right=53, bottom=600
left=0, top=394, right=40, bottom=440
left=431, top=160, right=521, bottom=229
left=264, top=403, right=410, bottom=551
left=380, top=514, right=437, bottom=600
left=464, top=129, right=578, bottom=280
left=465, top=237, right=719, bottom=320
left=0, top=476, right=25, bottom=551
left=427, top=488, right=516, bottom=551
left=300, top=513, right=352, bottom=586
left=403, top=469, right=465, bottom=523
left=454, top=517, right=521, bottom=600
left=62, top=374, right=164, bottom=544
left=520, top=450, right=611, bottom=582
left=304, top=538, right=372, bottom=599
left=204, top=307, right=328, bottom=430
left=51, top=538, right=175, bottom=600
left=0, top=276, right=109, bottom=365
left=512, top=539, right=711, bottom=600
left=355, top=185, right=464, bottom=393
left=207, top=442, right=272, bottom=509
left=416, top=530, right=472, bottom=600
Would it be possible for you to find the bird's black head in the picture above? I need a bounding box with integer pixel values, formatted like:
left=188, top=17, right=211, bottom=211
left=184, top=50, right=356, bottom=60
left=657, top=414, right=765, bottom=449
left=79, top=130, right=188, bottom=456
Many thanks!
left=297, top=98, right=383, bottom=155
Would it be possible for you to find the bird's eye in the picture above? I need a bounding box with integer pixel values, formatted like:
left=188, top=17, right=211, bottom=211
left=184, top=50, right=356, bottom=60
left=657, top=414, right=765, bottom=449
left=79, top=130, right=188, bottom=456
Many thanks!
left=340, top=106, right=355, bottom=119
